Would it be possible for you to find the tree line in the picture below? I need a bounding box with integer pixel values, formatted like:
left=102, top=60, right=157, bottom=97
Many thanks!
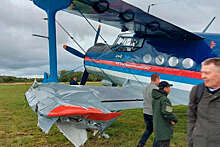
left=0, top=70, right=104, bottom=83
left=0, top=76, right=35, bottom=83
left=59, top=70, right=104, bottom=82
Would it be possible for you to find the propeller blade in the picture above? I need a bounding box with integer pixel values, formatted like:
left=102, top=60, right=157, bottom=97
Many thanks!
left=63, top=45, right=85, bottom=58
left=94, top=24, right=101, bottom=45
left=80, top=70, right=89, bottom=85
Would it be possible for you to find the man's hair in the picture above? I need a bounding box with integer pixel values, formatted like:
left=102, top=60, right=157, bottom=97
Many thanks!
left=202, top=58, right=220, bottom=71
left=151, top=73, right=160, bottom=82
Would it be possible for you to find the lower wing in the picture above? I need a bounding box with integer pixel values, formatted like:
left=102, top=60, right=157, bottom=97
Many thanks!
left=25, top=81, right=144, bottom=146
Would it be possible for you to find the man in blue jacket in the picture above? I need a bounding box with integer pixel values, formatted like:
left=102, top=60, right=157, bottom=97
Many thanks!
left=70, top=77, right=78, bottom=85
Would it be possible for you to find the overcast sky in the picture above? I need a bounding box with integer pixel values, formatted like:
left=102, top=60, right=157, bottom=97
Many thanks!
left=1, top=0, right=220, bottom=78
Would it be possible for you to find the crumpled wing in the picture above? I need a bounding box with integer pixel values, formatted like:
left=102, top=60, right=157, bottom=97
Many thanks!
left=56, top=120, right=87, bottom=147
left=25, top=81, right=144, bottom=145
left=26, top=81, right=144, bottom=114
left=85, top=85, right=144, bottom=110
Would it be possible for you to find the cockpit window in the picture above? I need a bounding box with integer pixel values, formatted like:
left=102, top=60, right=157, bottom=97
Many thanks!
left=113, top=33, right=144, bottom=52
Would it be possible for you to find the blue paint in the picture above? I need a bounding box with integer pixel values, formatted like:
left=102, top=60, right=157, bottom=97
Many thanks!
left=84, top=31, right=220, bottom=87
left=87, top=33, right=220, bottom=73
left=124, top=55, right=131, bottom=59
left=85, top=30, right=220, bottom=85
left=43, top=72, right=48, bottom=83
left=65, top=45, right=85, bottom=58
left=33, top=0, right=72, bottom=82
left=32, top=0, right=220, bottom=86
left=85, top=61, right=203, bottom=85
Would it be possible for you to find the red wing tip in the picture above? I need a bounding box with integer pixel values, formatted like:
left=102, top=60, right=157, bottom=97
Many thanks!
left=48, top=105, right=121, bottom=121
left=48, top=105, right=88, bottom=117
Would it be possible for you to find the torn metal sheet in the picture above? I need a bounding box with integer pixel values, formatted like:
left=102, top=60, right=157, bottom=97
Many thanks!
left=25, top=81, right=144, bottom=145
left=57, top=120, right=87, bottom=147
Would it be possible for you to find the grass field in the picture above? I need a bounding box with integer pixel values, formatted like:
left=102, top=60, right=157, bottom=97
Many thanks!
left=0, top=83, right=187, bottom=146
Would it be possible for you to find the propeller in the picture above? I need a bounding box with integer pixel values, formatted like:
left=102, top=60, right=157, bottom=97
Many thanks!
left=94, top=24, right=101, bottom=45
left=63, top=25, right=102, bottom=85
left=63, top=45, right=84, bottom=58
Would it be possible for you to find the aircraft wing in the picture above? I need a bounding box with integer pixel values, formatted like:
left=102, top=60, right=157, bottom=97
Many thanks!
left=25, top=81, right=187, bottom=146
left=65, top=0, right=204, bottom=40
left=25, top=81, right=144, bottom=132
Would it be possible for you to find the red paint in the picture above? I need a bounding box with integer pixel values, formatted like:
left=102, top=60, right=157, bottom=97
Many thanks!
left=85, top=56, right=202, bottom=79
left=210, top=41, right=216, bottom=49
left=48, top=105, right=121, bottom=121
left=84, top=112, right=121, bottom=121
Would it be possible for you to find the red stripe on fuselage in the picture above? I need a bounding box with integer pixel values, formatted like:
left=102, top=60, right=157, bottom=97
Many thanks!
left=85, top=56, right=202, bottom=79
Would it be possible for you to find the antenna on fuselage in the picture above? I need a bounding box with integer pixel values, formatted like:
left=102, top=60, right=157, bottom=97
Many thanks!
left=202, top=17, right=216, bottom=33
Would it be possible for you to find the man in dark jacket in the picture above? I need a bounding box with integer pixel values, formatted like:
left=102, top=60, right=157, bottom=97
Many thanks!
left=152, top=81, right=178, bottom=147
left=187, top=58, right=220, bottom=147
left=70, top=77, right=78, bottom=85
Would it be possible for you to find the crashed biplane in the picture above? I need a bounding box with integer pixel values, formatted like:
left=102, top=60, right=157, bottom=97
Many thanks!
left=26, top=0, right=220, bottom=146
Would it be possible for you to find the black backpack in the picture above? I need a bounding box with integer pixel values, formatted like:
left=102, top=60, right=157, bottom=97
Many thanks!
left=193, top=83, right=205, bottom=111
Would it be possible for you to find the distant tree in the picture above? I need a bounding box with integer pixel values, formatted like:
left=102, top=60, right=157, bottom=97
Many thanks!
left=0, top=76, right=38, bottom=83
left=59, top=70, right=105, bottom=82
left=0, top=69, right=105, bottom=83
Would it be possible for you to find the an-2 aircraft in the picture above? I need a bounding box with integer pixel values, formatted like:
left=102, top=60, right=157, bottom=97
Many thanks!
left=26, top=0, right=220, bottom=146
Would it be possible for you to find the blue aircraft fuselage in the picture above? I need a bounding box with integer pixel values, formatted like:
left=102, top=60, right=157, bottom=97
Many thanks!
left=84, top=33, right=220, bottom=88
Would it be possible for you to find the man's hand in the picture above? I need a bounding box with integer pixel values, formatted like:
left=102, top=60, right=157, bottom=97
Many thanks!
left=171, top=121, right=176, bottom=125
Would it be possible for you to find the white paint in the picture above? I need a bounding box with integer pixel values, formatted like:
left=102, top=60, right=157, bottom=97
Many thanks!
left=86, top=65, right=194, bottom=91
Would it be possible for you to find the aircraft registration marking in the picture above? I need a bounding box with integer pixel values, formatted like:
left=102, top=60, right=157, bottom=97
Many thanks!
left=210, top=41, right=216, bottom=49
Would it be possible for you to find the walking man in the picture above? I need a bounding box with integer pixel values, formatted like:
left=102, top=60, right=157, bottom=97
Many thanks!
left=137, top=73, right=160, bottom=147
left=187, top=58, right=220, bottom=147
left=152, top=81, right=178, bottom=147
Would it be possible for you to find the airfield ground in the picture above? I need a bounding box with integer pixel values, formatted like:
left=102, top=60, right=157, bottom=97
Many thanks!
left=0, top=83, right=187, bottom=146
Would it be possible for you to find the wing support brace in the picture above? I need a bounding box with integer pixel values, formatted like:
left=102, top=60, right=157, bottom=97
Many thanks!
left=33, top=0, right=72, bottom=83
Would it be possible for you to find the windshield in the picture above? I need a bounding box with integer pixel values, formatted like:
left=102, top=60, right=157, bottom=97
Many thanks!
left=113, top=34, right=144, bottom=52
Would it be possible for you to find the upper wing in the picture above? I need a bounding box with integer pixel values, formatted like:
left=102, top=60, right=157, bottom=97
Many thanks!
left=65, top=0, right=203, bottom=40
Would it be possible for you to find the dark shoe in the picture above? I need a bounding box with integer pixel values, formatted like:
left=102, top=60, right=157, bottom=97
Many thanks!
left=137, top=144, right=143, bottom=147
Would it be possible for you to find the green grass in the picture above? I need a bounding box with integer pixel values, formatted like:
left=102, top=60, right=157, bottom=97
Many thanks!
left=0, top=83, right=187, bottom=146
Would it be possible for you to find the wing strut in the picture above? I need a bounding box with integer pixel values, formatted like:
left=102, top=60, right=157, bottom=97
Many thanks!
left=202, top=17, right=216, bottom=33
left=33, top=0, right=72, bottom=83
